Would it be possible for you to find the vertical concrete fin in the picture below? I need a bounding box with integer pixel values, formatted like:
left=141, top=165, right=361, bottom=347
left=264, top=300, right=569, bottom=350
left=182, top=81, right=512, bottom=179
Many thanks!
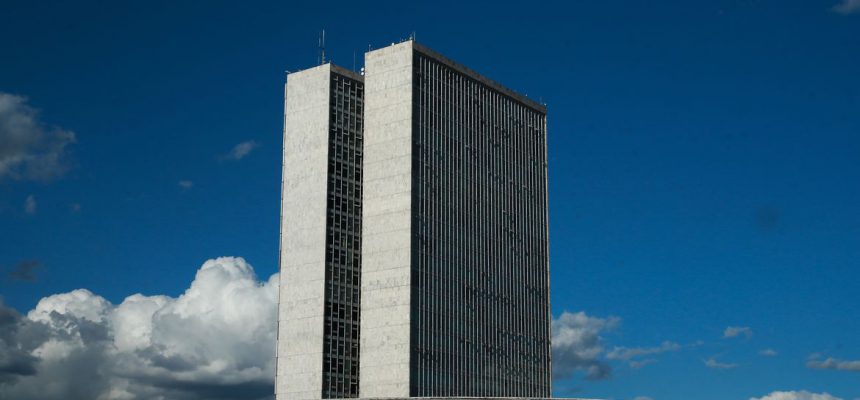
left=277, top=64, right=332, bottom=400
left=360, top=41, right=414, bottom=398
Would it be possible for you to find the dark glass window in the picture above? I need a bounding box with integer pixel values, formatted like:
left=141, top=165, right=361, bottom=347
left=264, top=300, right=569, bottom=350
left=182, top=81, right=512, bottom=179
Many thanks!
left=410, top=52, right=551, bottom=397
left=322, top=71, right=364, bottom=399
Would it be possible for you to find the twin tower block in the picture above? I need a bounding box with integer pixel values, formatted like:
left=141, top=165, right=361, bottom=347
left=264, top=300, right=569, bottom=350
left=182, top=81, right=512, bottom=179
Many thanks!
left=277, top=40, right=552, bottom=400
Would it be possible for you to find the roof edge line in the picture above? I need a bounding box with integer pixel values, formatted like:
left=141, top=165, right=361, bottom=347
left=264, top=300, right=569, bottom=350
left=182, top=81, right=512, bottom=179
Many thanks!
left=411, top=41, right=547, bottom=113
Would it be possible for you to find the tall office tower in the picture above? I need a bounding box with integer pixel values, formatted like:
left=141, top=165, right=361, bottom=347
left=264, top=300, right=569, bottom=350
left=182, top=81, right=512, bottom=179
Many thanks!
left=277, top=63, right=364, bottom=400
left=361, top=41, right=551, bottom=398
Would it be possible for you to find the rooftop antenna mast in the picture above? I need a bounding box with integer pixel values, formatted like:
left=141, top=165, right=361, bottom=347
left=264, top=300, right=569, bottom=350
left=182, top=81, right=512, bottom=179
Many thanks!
left=319, top=29, right=326, bottom=65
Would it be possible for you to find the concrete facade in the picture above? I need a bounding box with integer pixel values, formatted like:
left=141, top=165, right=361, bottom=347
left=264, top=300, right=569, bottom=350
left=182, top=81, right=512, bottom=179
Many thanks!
left=279, top=40, right=550, bottom=400
left=360, top=41, right=551, bottom=398
left=278, top=63, right=366, bottom=400
left=278, top=64, right=332, bottom=400
left=359, top=41, right=415, bottom=398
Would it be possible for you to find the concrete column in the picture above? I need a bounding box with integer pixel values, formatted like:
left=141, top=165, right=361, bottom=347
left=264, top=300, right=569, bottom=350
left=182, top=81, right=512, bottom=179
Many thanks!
left=360, top=41, right=414, bottom=398
left=277, top=64, right=331, bottom=400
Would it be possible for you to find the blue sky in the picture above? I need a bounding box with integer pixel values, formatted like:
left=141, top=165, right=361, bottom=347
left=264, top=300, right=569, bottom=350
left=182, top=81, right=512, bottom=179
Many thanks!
left=1, top=1, right=859, bottom=399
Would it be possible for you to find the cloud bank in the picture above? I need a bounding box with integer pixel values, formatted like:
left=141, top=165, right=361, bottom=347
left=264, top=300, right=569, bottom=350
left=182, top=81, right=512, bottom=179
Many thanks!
left=0, top=93, right=76, bottom=182
left=1, top=257, right=681, bottom=397
left=0, top=257, right=278, bottom=400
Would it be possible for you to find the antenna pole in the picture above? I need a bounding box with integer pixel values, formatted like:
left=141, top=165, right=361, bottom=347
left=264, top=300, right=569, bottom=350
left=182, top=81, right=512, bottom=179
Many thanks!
left=319, top=29, right=326, bottom=65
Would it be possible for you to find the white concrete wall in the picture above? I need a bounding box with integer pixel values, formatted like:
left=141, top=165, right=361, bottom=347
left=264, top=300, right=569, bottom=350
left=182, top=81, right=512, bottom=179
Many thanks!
left=277, top=64, right=331, bottom=400
left=360, top=41, right=414, bottom=398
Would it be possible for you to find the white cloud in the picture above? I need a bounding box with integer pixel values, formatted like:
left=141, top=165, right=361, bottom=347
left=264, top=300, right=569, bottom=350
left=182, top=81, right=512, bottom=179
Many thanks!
left=760, top=348, right=779, bottom=357
left=833, top=0, right=860, bottom=14
left=704, top=357, right=738, bottom=369
left=807, top=355, right=860, bottom=371
left=24, top=195, right=36, bottom=215
left=751, top=390, right=843, bottom=400
left=724, top=326, right=753, bottom=339
left=551, top=311, right=619, bottom=381
left=223, top=140, right=259, bottom=161
left=0, top=257, right=278, bottom=399
left=607, top=341, right=681, bottom=361
left=178, top=180, right=194, bottom=189
left=634, top=397, right=654, bottom=400
left=0, top=93, right=76, bottom=182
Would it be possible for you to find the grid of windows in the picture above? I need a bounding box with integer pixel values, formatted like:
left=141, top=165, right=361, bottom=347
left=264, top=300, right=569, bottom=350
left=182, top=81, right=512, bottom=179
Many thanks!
left=322, top=71, right=364, bottom=399
left=409, top=51, right=552, bottom=397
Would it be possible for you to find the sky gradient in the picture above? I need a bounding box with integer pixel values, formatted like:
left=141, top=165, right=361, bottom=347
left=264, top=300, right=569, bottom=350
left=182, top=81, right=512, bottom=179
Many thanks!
left=1, top=1, right=859, bottom=399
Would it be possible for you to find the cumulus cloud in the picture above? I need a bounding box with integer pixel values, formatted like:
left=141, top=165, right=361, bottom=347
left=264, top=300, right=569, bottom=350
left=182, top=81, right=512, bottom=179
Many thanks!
left=551, top=311, right=619, bottom=381
left=750, top=390, right=843, bottom=400
left=832, top=0, right=860, bottom=14
left=633, top=397, right=654, bottom=400
left=0, top=257, right=278, bottom=400
left=223, top=140, right=258, bottom=161
left=0, top=93, right=76, bottom=182
left=724, top=326, right=753, bottom=339
left=178, top=180, right=194, bottom=189
left=704, top=357, right=738, bottom=370
left=0, top=303, right=41, bottom=382
left=807, top=355, right=860, bottom=372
